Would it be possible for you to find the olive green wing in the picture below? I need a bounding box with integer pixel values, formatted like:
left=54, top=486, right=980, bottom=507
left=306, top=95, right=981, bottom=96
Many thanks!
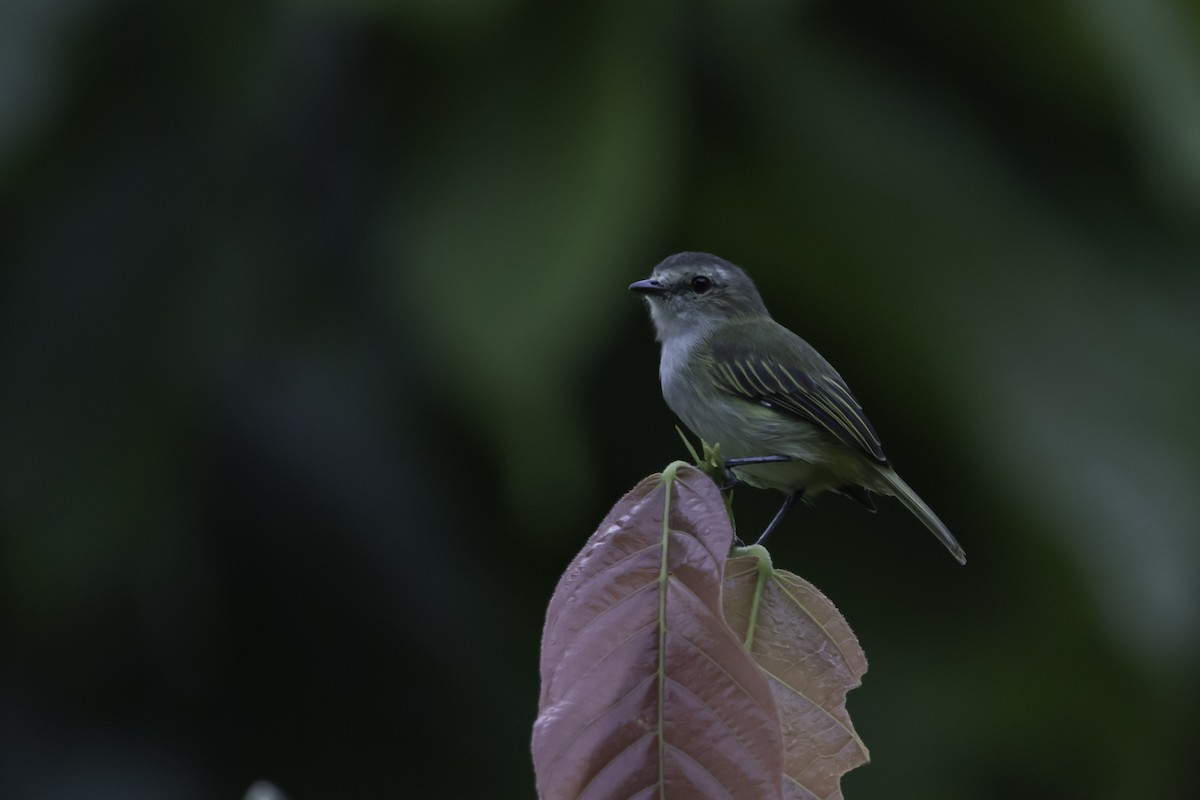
left=707, top=338, right=888, bottom=463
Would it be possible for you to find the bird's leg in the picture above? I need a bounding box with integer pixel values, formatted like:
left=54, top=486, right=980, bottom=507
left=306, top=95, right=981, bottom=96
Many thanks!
left=720, top=455, right=797, bottom=491
left=756, top=491, right=800, bottom=545
left=723, top=455, right=798, bottom=468
left=717, top=455, right=801, bottom=544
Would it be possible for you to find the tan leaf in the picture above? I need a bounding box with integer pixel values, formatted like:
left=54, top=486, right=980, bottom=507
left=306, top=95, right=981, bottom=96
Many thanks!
left=724, top=548, right=869, bottom=800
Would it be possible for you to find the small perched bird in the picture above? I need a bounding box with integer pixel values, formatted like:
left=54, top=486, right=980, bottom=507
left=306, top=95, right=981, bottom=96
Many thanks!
left=630, top=251, right=966, bottom=564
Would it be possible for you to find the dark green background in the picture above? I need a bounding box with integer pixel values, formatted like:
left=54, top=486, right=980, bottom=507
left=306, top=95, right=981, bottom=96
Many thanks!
left=3, top=1, right=1199, bottom=798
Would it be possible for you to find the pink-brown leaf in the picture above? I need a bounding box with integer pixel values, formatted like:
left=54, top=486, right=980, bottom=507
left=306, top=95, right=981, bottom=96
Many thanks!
left=535, top=465, right=785, bottom=800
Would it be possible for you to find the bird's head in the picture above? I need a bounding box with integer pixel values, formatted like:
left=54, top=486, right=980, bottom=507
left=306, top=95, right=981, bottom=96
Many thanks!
left=629, top=252, right=769, bottom=341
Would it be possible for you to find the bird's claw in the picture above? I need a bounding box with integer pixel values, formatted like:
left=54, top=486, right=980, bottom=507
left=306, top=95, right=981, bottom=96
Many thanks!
left=720, top=466, right=740, bottom=493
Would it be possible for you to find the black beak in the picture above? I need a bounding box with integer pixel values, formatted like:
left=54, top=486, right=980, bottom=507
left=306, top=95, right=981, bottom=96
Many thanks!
left=628, top=278, right=667, bottom=296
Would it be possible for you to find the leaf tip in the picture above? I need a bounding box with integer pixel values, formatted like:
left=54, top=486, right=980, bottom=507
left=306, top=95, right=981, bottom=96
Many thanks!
left=659, top=459, right=692, bottom=484
left=731, top=543, right=775, bottom=574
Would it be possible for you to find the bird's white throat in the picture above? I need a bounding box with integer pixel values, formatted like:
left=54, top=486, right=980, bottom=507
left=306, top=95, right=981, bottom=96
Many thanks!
left=656, top=324, right=712, bottom=392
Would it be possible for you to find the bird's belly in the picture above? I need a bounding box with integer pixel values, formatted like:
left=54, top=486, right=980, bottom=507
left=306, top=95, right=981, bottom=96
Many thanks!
left=664, top=382, right=857, bottom=495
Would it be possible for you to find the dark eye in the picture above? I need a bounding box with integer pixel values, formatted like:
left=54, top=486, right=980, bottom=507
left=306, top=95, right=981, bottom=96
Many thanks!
left=690, top=275, right=712, bottom=294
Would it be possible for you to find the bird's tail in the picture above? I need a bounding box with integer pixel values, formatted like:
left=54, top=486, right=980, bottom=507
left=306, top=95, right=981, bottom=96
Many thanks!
left=877, top=467, right=967, bottom=565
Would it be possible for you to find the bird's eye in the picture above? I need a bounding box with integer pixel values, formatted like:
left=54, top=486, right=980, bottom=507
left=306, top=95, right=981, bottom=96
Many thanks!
left=690, top=275, right=713, bottom=294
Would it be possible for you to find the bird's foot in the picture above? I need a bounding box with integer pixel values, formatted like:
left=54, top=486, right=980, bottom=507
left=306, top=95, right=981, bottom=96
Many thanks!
left=720, top=454, right=798, bottom=491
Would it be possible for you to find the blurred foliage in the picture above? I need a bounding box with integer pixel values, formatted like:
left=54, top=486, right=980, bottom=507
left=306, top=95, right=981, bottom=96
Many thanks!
left=1, top=0, right=1199, bottom=798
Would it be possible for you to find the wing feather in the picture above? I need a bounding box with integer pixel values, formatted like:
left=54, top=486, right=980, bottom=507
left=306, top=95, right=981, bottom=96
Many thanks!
left=708, top=340, right=887, bottom=463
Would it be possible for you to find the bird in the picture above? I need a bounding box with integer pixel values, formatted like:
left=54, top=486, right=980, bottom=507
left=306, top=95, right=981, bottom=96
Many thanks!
left=630, top=251, right=966, bottom=564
